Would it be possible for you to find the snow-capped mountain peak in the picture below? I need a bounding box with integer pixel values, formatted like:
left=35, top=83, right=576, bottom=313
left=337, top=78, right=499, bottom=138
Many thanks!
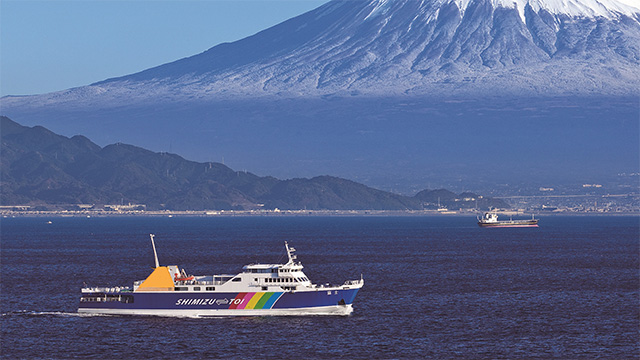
left=500, top=0, right=638, bottom=21
left=362, top=0, right=640, bottom=23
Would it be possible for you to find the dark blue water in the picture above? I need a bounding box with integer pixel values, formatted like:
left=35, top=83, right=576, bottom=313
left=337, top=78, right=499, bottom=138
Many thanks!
left=1, top=216, right=638, bottom=358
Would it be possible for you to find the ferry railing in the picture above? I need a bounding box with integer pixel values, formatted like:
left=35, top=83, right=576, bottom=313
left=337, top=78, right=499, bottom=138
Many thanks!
left=81, top=286, right=132, bottom=293
left=342, top=278, right=364, bottom=287
left=172, top=280, right=227, bottom=286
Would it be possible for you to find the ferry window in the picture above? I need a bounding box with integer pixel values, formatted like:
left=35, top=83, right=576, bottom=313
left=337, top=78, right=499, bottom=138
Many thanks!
left=194, top=287, right=201, bottom=291
left=206, top=287, right=215, bottom=291
left=271, top=269, right=277, bottom=273
left=175, top=287, right=187, bottom=291
left=262, top=286, right=268, bottom=291
left=232, top=278, right=241, bottom=282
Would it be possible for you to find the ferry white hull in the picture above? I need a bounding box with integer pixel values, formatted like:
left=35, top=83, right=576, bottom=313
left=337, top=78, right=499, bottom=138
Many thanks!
left=78, top=304, right=354, bottom=317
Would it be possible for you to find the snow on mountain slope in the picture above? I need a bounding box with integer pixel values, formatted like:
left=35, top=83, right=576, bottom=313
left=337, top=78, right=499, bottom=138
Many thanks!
left=2, top=0, right=639, bottom=107
left=454, top=0, right=639, bottom=20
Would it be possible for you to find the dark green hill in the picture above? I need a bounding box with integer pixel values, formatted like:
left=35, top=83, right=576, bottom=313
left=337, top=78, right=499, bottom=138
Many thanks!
left=1, top=116, right=267, bottom=209
left=262, top=176, right=421, bottom=210
left=1, top=116, right=507, bottom=211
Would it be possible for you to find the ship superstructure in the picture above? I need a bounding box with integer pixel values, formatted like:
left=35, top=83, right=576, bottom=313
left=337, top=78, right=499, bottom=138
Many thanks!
left=79, top=235, right=363, bottom=316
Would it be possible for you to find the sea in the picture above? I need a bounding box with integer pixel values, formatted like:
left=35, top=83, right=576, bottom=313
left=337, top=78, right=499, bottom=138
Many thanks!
left=1, top=215, right=638, bottom=359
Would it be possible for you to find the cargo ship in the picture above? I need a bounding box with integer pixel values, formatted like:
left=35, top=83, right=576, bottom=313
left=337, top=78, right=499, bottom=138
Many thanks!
left=477, top=212, right=539, bottom=228
left=78, top=235, right=363, bottom=317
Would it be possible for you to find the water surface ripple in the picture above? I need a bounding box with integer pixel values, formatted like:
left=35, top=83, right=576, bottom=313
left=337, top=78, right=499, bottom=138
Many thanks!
left=1, top=216, right=638, bottom=358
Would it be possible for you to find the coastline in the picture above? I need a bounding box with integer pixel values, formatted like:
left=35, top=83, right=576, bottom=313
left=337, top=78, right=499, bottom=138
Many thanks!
left=2, top=209, right=638, bottom=218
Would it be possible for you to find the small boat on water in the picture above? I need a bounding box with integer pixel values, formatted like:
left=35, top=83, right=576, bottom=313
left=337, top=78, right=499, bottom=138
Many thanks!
left=477, top=212, right=539, bottom=228
left=78, top=235, right=363, bottom=317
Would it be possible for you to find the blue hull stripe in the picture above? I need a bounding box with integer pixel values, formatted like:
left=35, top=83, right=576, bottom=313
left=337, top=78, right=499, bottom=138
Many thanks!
left=263, top=292, right=283, bottom=309
left=79, top=289, right=359, bottom=311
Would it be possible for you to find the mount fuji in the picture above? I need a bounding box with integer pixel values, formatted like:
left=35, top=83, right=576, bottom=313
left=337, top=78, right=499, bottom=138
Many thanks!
left=1, top=0, right=639, bottom=193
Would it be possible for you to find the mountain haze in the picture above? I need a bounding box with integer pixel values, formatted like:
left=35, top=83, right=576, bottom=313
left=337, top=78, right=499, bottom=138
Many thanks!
left=1, top=116, right=508, bottom=210
left=1, top=0, right=638, bottom=192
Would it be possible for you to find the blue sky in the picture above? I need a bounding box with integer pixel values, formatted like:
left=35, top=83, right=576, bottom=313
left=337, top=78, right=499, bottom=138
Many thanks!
left=0, top=0, right=329, bottom=97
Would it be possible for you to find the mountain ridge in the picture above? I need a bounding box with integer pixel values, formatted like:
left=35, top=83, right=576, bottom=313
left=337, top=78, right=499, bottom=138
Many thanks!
left=0, top=116, right=508, bottom=211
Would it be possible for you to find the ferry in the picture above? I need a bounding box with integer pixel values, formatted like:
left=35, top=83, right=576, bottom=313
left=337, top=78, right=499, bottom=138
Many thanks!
left=78, top=235, right=363, bottom=317
left=477, top=212, right=539, bottom=228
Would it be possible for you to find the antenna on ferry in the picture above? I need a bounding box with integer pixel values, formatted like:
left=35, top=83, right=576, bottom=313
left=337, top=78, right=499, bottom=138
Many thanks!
left=285, top=241, right=297, bottom=263
left=150, top=234, right=160, bottom=268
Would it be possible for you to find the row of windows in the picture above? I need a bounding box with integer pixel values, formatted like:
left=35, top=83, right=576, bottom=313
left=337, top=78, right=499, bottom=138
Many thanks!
left=80, top=295, right=134, bottom=303
left=246, top=268, right=301, bottom=274
left=263, top=276, right=308, bottom=283
left=174, top=287, right=216, bottom=291
left=261, top=285, right=297, bottom=291
left=246, top=269, right=272, bottom=273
